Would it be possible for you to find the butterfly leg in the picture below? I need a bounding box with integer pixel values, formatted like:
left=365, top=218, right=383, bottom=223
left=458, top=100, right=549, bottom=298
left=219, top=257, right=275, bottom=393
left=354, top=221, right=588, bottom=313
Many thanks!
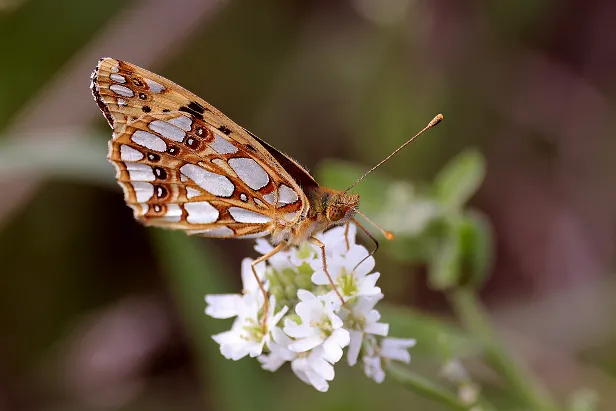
left=308, top=237, right=345, bottom=304
left=344, top=221, right=351, bottom=251
left=251, top=242, right=287, bottom=330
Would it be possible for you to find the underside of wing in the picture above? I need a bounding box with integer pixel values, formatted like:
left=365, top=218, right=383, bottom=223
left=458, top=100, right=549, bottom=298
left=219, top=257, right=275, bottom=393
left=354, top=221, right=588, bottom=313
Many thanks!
left=92, top=58, right=310, bottom=239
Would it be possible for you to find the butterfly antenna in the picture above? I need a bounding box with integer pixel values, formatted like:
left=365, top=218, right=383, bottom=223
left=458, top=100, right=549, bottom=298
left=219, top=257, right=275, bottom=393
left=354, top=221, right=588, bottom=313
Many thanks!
left=352, top=218, right=380, bottom=272
left=356, top=209, right=394, bottom=240
left=344, top=114, right=443, bottom=194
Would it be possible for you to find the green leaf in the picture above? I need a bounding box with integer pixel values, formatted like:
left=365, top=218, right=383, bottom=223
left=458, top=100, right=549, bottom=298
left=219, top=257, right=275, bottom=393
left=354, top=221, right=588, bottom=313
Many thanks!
left=458, top=211, right=493, bottom=288
left=427, top=217, right=463, bottom=290
left=434, top=149, right=486, bottom=209
left=151, top=230, right=271, bottom=411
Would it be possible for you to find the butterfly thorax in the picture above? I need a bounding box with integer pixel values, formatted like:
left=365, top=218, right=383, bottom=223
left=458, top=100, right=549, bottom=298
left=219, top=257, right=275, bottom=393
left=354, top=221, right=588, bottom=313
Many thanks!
left=271, top=186, right=359, bottom=246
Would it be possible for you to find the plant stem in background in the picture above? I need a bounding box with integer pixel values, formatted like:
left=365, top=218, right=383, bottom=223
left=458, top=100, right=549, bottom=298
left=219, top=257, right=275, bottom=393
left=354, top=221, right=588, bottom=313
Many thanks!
left=449, top=289, right=559, bottom=411
left=387, top=363, right=473, bottom=410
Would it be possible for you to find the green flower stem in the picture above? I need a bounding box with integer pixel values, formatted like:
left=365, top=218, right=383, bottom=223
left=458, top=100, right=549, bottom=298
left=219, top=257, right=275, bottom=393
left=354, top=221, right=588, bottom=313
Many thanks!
left=387, top=363, right=474, bottom=410
left=449, top=289, right=559, bottom=411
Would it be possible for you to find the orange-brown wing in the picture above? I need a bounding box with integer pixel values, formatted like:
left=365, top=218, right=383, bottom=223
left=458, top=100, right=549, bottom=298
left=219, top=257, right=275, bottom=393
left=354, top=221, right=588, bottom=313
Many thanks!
left=91, top=57, right=308, bottom=238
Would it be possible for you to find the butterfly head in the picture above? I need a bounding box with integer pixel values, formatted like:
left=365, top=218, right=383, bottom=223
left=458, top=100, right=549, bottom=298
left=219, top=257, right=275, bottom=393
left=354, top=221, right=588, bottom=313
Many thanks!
left=325, top=191, right=359, bottom=226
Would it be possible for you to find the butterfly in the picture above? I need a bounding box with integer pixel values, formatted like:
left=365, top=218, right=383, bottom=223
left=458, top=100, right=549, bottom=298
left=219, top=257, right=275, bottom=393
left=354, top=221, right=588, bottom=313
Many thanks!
left=90, top=57, right=442, bottom=324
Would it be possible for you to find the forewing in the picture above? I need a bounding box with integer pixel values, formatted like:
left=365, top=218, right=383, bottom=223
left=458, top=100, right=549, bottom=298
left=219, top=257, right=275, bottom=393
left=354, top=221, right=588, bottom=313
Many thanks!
left=92, top=58, right=308, bottom=238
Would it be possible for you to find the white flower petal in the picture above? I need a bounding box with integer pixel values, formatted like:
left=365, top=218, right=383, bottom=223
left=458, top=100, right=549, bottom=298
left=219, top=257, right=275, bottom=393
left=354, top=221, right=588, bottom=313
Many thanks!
left=364, top=322, right=389, bottom=337
left=330, top=328, right=351, bottom=347
left=268, top=305, right=289, bottom=328
left=310, top=270, right=331, bottom=285
left=291, top=358, right=312, bottom=385
left=381, top=338, right=416, bottom=363
left=283, top=322, right=314, bottom=339
left=347, top=330, right=364, bottom=366
left=240, top=258, right=266, bottom=294
left=288, top=335, right=323, bottom=352
left=254, top=238, right=273, bottom=255
left=322, top=338, right=344, bottom=363
left=309, top=350, right=335, bottom=380
left=204, top=294, right=243, bottom=319
left=297, top=289, right=318, bottom=302
left=329, top=311, right=344, bottom=329
left=258, top=353, right=288, bottom=371
left=358, top=273, right=381, bottom=296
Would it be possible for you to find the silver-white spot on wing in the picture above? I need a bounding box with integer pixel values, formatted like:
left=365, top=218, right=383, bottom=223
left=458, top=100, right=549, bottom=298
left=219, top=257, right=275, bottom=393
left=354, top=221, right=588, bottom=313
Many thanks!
left=235, top=232, right=269, bottom=239
left=148, top=120, right=185, bottom=142
left=278, top=184, right=299, bottom=205
left=263, top=193, right=275, bottom=204
left=126, top=163, right=155, bottom=181
left=117, top=98, right=127, bottom=106
left=240, top=193, right=248, bottom=202
left=186, top=187, right=201, bottom=199
left=120, top=145, right=144, bottom=161
left=228, top=207, right=271, bottom=223
left=167, top=116, right=192, bottom=132
left=228, top=158, right=269, bottom=190
left=188, top=227, right=234, bottom=237
left=111, top=65, right=119, bottom=73
left=185, top=201, right=219, bottom=224
left=211, top=134, right=238, bottom=154
left=180, top=164, right=234, bottom=197
left=160, top=203, right=182, bottom=222
left=145, top=78, right=165, bottom=93
left=110, top=84, right=134, bottom=97
left=131, top=130, right=167, bottom=152
left=131, top=182, right=154, bottom=202
left=110, top=74, right=126, bottom=83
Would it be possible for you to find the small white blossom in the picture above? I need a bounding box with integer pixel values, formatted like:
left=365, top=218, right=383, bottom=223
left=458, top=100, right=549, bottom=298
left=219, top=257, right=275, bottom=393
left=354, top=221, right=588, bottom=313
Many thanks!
left=341, top=295, right=389, bottom=366
left=381, top=337, right=416, bottom=362
left=211, top=295, right=287, bottom=360
left=284, top=290, right=350, bottom=363
left=363, top=352, right=387, bottom=383
left=311, top=244, right=381, bottom=299
left=362, top=337, right=417, bottom=383
left=205, top=257, right=266, bottom=319
left=291, top=346, right=336, bottom=392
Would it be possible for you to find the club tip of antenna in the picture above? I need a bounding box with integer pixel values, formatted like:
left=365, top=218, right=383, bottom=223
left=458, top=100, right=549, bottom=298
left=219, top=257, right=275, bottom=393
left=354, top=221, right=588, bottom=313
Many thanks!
left=429, top=113, right=444, bottom=127
left=384, top=231, right=395, bottom=240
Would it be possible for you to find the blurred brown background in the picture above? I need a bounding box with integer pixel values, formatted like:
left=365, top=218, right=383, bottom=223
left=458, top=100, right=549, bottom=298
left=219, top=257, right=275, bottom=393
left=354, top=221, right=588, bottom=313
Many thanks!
left=0, top=0, right=615, bottom=410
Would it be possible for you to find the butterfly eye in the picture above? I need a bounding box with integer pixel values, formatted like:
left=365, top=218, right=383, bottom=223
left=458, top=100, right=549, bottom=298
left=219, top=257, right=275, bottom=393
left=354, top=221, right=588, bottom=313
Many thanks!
left=327, top=205, right=346, bottom=222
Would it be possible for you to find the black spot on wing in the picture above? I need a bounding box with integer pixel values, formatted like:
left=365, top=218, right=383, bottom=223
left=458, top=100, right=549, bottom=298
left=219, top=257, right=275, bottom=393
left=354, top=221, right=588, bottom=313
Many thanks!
left=188, top=101, right=206, bottom=114
left=179, top=106, right=203, bottom=120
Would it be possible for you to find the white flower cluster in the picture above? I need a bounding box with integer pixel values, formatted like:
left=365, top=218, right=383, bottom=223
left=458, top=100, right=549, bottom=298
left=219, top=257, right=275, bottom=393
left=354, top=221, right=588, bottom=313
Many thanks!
left=205, top=224, right=416, bottom=392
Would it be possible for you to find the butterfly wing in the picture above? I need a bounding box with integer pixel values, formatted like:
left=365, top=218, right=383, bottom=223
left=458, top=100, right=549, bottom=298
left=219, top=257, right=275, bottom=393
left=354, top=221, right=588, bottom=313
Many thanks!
left=91, top=57, right=309, bottom=239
